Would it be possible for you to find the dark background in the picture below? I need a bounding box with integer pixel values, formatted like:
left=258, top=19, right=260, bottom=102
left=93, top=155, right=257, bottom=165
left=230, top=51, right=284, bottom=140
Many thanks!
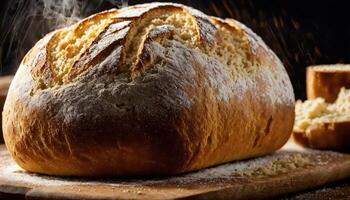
left=0, top=0, right=349, bottom=99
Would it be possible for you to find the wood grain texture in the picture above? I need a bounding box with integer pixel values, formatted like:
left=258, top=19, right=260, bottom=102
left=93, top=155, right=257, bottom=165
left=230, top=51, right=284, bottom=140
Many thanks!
left=1, top=142, right=350, bottom=200
left=282, top=179, right=350, bottom=200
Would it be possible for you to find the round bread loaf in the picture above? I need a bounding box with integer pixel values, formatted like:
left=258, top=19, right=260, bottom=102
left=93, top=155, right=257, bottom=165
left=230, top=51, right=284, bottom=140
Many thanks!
left=3, top=3, right=295, bottom=176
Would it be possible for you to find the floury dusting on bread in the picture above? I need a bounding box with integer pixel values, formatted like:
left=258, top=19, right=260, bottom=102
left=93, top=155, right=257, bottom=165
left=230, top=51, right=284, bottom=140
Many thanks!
left=3, top=3, right=295, bottom=177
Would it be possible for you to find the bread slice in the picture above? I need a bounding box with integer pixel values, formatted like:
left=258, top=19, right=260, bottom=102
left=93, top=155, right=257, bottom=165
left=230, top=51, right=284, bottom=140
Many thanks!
left=307, top=64, right=350, bottom=102
left=293, top=87, right=350, bottom=150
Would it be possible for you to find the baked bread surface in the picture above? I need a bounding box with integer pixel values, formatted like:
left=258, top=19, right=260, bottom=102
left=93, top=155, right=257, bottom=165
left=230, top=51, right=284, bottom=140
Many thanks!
left=307, top=64, right=350, bottom=102
left=3, top=3, right=294, bottom=176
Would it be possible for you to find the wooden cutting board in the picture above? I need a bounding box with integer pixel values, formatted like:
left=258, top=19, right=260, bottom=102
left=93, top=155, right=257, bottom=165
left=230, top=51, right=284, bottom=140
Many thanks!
left=1, top=142, right=350, bottom=200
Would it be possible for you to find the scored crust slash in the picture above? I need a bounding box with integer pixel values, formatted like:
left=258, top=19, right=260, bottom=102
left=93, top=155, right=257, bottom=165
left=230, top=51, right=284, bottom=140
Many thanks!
left=2, top=3, right=294, bottom=177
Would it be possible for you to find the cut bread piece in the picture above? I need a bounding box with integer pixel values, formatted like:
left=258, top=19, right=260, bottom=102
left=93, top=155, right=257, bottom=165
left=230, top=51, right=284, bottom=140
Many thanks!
left=293, top=87, right=350, bottom=150
left=307, top=64, right=350, bottom=102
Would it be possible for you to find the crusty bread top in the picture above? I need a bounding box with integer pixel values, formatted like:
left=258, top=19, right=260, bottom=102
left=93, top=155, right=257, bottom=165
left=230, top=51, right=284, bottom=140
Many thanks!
left=22, top=2, right=278, bottom=91
left=308, top=64, right=350, bottom=72
left=294, top=87, right=350, bottom=133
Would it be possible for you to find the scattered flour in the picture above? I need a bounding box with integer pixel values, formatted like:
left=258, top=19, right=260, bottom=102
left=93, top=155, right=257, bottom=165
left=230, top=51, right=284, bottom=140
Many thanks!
left=0, top=143, right=342, bottom=188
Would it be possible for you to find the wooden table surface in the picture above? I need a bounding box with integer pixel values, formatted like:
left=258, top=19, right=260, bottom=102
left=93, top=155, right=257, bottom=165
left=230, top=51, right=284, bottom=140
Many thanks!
left=2, top=180, right=349, bottom=200
left=283, top=180, right=350, bottom=199
left=3, top=173, right=349, bottom=200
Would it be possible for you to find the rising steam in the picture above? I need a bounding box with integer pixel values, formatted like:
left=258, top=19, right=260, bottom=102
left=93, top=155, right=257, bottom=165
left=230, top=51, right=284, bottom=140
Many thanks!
left=41, top=0, right=85, bottom=29
left=0, top=0, right=127, bottom=75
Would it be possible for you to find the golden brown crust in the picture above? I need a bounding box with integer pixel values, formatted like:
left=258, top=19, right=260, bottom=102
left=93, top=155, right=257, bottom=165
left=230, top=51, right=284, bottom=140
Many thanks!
left=131, top=24, right=175, bottom=78
left=3, top=3, right=295, bottom=177
left=26, top=31, right=57, bottom=88
left=0, top=76, right=13, bottom=143
left=68, top=21, right=131, bottom=80
left=28, top=10, right=118, bottom=87
left=307, top=65, right=350, bottom=103
left=292, top=121, right=350, bottom=151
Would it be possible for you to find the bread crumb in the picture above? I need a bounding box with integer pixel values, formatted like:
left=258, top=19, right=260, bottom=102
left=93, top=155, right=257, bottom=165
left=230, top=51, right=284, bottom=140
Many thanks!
left=294, top=87, right=350, bottom=133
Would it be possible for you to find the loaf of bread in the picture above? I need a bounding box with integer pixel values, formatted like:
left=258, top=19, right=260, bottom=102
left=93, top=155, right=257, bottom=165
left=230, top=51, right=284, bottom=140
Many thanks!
left=293, top=87, right=350, bottom=150
left=3, top=3, right=294, bottom=176
left=307, top=64, right=350, bottom=102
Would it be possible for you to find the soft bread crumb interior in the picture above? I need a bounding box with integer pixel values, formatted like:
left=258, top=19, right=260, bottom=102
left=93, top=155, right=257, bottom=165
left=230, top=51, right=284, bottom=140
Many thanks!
left=210, top=24, right=249, bottom=76
left=47, top=12, right=116, bottom=84
left=294, top=87, right=350, bottom=132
